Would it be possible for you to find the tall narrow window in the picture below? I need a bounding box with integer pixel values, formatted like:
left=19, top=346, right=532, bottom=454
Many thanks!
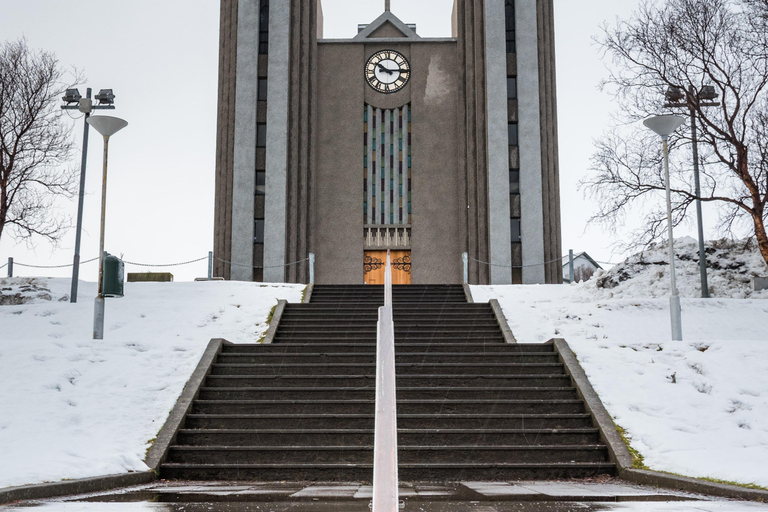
left=364, top=104, right=411, bottom=226
left=257, top=78, right=268, bottom=101
left=255, top=171, right=266, bottom=195
left=509, top=170, right=520, bottom=194
left=508, top=123, right=518, bottom=146
left=254, top=219, right=265, bottom=244
left=505, top=0, right=516, bottom=53
left=507, top=77, right=517, bottom=99
left=511, top=218, right=521, bottom=243
left=257, top=123, right=267, bottom=147
left=259, top=0, right=270, bottom=54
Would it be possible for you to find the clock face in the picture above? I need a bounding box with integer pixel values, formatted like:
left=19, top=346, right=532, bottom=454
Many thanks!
left=365, top=50, right=410, bottom=94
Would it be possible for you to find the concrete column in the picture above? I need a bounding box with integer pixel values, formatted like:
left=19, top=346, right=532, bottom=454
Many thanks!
left=516, top=0, right=546, bottom=284
left=485, top=0, right=513, bottom=285
left=230, top=0, right=260, bottom=281
left=263, top=0, right=291, bottom=282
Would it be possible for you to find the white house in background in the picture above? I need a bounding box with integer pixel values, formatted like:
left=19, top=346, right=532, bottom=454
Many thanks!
left=562, top=252, right=603, bottom=283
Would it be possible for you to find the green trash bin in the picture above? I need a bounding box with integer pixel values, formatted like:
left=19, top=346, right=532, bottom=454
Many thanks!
left=102, top=252, right=124, bottom=298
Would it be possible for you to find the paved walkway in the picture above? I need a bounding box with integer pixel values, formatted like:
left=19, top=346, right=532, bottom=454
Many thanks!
left=3, top=481, right=767, bottom=511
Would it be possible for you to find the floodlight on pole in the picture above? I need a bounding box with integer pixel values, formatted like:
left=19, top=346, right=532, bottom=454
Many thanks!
left=62, top=87, right=117, bottom=304
left=665, top=85, right=721, bottom=299
left=644, top=115, right=686, bottom=341
left=87, top=115, right=128, bottom=340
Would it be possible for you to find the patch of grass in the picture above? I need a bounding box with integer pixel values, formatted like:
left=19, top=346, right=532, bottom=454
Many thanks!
left=301, top=285, right=308, bottom=303
left=615, top=424, right=647, bottom=469
left=257, top=303, right=279, bottom=344
left=698, top=477, right=768, bottom=491
left=144, top=437, right=156, bottom=461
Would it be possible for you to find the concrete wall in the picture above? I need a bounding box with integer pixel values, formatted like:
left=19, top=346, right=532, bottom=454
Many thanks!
left=485, top=0, right=512, bottom=284
left=263, top=0, right=291, bottom=282
left=516, top=0, right=546, bottom=284
left=230, top=0, right=261, bottom=281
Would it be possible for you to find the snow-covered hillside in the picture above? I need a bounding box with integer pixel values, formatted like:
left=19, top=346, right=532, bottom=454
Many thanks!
left=0, top=279, right=303, bottom=490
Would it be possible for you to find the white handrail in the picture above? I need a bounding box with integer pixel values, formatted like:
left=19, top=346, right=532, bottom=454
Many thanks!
left=372, top=249, right=398, bottom=511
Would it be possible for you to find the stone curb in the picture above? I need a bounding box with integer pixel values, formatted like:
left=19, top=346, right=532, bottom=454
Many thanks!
left=490, top=299, right=517, bottom=343
left=462, top=283, right=473, bottom=303
left=0, top=338, right=227, bottom=506
left=622, top=468, right=768, bottom=502
left=552, top=338, right=633, bottom=469
left=0, top=471, right=155, bottom=505
left=303, top=284, right=314, bottom=303
left=263, top=299, right=287, bottom=343
left=553, top=337, right=768, bottom=502
left=145, top=338, right=226, bottom=469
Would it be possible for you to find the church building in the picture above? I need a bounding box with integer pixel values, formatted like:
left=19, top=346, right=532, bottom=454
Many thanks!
left=213, top=0, right=562, bottom=285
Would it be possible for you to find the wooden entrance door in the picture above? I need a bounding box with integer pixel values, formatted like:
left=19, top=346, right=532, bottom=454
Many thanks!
left=364, top=250, right=411, bottom=285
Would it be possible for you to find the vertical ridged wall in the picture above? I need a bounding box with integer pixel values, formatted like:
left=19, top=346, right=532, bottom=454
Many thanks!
left=537, top=0, right=562, bottom=283
left=284, top=0, right=319, bottom=284
left=454, top=0, right=491, bottom=285
left=213, top=0, right=238, bottom=280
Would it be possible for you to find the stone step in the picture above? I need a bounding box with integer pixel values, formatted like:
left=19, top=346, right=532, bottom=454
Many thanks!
left=219, top=342, right=550, bottom=353
left=191, top=398, right=584, bottom=415
left=209, top=362, right=566, bottom=376
left=197, top=386, right=578, bottom=401
left=174, top=428, right=600, bottom=446
left=183, top=413, right=593, bottom=430
left=159, top=461, right=616, bottom=482
left=203, top=374, right=573, bottom=388
left=216, top=352, right=559, bottom=364
left=166, top=445, right=609, bottom=465
left=161, top=461, right=617, bottom=482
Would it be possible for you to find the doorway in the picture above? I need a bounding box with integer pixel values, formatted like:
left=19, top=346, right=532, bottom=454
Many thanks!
left=363, top=250, right=411, bottom=285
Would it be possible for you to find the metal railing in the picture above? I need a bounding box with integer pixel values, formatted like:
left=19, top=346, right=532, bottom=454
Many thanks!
left=372, top=249, right=399, bottom=511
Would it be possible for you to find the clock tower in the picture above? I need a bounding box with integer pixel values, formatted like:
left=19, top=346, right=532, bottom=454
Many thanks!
left=213, top=0, right=562, bottom=285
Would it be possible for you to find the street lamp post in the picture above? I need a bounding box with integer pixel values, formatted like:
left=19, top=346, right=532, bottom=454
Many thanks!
left=664, top=85, right=720, bottom=298
left=61, top=88, right=116, bottom=303
left=86, top=115, right=128, bottom=340
left=644, top=115, right=687, bottom=341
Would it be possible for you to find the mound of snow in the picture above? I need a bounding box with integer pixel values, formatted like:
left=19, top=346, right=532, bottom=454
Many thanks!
left=583, top=238, right=768, bottom=299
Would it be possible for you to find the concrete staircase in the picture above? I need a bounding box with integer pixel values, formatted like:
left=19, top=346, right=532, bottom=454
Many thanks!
left=160, top=284, right=615, bottom=481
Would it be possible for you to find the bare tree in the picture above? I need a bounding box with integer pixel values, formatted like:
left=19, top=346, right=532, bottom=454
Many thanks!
left=0, top=39, right=77, bottom=244
left=582, top=0, right=768, bottom=267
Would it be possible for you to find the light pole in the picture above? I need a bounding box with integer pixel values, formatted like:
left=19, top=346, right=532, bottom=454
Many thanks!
left=664, top=85, right=720, bottom=298
left=86, top=115, right=128, bottom=340
left=61, top=88, right=116, bottom=303
left=644, top=115, right=686, bottom=341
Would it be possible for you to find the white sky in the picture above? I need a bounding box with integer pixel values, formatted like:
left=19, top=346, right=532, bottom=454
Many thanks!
left=0, top=0, right=716, bottom=282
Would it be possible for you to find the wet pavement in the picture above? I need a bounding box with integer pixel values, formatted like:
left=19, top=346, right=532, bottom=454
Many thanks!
left=3, top=481, right=767, bottom=511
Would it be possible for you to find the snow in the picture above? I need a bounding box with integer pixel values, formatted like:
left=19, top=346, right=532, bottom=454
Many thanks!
left=472, top=239, right=768, bottom=489
left=0, top=278, right=303, bottom=490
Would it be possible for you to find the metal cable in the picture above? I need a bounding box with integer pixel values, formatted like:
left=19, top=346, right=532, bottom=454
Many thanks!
left=471, top=255, right=565, bottom=269
left=122, top=256, right=209, bottom=267
left=216, top=257, right=308, bottom=270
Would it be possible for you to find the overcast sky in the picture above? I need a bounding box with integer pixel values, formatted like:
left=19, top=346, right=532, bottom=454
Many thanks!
left=1, top=0, right=711, bottom=282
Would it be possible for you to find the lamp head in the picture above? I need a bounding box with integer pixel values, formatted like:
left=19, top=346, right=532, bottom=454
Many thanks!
left=87, top=116, right=128, bottom=138
left=665, top=86, right=685, bottom=103
left=62, top=88, right=81, bottom=104
left=643, top=115, right=686, bottom=139
left=699, top=85, right=718, bottom=101
left=94, top=89, right=115, bottom=105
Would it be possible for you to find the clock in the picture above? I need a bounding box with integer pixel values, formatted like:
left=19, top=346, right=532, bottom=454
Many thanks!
left=365, top=50, right=410, bottom=94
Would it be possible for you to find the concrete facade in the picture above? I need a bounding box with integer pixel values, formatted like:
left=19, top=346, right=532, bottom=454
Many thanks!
left=213, top=0, right=562, bottom=285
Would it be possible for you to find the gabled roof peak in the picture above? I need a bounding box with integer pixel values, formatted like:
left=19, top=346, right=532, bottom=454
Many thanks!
left=354, top=11, right=420, bottom=41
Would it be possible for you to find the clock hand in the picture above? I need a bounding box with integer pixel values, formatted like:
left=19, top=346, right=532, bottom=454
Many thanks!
left=377, top=63, right=395, bottom=75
